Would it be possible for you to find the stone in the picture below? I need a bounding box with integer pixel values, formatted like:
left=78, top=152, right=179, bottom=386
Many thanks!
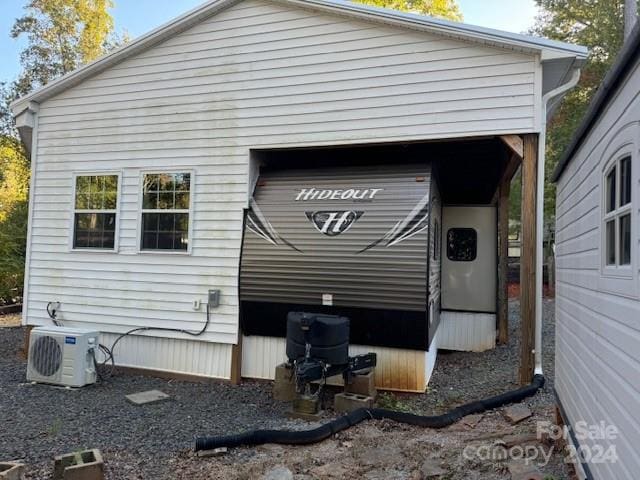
left=461, top=414, right=483, bottom=428
left=334, top=392, right=374, bottom=413
left=344, top=371, right=377, bottom=397
left=273, top=363, right=297, bottom=402
left=310, top=462, right=349, bottom=478
left=261, top=466, right=293, bottom=480
left=503, top=404, right=533, bottom=424
left=502, top=433, right=540, bottom=448
left=420, top=459, right=447, bottom=478
left=53, top=449, right=104, bottom=480
left=0, top=462, right=25, bottom=480
left=196, top=447, right=227, bottom=458
left=125, top=389, right=169, bottom=405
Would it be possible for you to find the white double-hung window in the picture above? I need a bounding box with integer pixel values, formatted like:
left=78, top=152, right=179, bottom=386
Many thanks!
left=604, top=155, right=632, bottom=267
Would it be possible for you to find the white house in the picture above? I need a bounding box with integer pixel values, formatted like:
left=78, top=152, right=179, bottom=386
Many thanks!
left=12, top=0, right=586, bottom=392
left=552, top=24, right=640, bottom=480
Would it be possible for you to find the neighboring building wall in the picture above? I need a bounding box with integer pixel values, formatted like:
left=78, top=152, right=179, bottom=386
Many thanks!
left=555, top=61, right=640, bottom=479
left=26, top=0, right=539, bottom=378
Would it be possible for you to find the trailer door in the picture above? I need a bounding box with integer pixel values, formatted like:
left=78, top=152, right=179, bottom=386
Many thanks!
left=441, top=206, right=497, bottom=313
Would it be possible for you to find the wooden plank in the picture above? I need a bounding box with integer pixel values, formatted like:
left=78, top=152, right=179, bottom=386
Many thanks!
left=230, top=335, right=243, bottom=385
left=519, top=134, right=538, bottom=385
left=497, top=178, right=510, bottom=345
left=500, top=134, right=524, bottom=158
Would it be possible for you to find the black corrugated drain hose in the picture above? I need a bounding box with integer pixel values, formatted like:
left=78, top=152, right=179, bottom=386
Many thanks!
left=195, top=374, right=545, bottom=451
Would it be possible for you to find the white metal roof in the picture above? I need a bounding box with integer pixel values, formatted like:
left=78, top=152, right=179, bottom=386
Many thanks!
left=11, top=0, right=588, bottom=116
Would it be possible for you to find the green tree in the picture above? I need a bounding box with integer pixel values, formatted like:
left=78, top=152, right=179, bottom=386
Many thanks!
left=354, top=0, right=462, bottom=20
left=531, top=0, right=633, bottom=218
left=0, top=137, right=30, bottom=303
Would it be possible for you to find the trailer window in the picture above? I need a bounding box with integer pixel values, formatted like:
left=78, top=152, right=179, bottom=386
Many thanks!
left=73, top=174, right=118, bottom=249
left=141, top=173, right=191, bottom=251
left=446, top=228, right=477, bottom=262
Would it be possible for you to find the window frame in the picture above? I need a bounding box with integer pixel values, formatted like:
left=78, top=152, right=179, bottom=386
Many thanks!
left=602, top=150, right=633, bottom=276
left=137, top=169, right=195, bottom=255
left=68, top=171, right=122, bottom=253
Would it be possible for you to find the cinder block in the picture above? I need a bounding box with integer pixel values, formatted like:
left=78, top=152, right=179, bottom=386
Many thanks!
left=334, top=392, right=374, bottom=413
left=53, top=449, right=104, bottom=480
left=273, top=363, right=296, bottom=402
left=0, top=462, right=25, bottom=480
left=344, top=371, right=377, bottom=397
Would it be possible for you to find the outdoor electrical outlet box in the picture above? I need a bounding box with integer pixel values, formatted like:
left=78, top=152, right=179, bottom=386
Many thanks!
left=208, top=289, right=220, bottom=308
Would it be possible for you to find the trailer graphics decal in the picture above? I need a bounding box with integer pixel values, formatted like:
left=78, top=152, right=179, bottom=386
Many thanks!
left=305, top=210, right=363, bottom=236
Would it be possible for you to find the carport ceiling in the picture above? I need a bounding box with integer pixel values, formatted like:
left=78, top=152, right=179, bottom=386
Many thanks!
left=255, top=137, right=509, bottom=205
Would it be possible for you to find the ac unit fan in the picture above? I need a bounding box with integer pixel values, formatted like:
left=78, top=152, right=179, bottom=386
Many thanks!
left=27, top=326, right=99, bottom=387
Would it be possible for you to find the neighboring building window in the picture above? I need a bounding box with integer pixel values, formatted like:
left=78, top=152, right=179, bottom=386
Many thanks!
left=604, top=156, right=632, bottom=267
left=141, top=173, right=191, bottom=251
left=73, top=175, right=118, bottom=249
left=447, top=228, right=477, bottom=262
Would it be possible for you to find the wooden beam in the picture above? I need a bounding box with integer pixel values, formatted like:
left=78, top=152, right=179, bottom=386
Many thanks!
left=497, top=178, right=510, bottom=345
left=491, top=153, right=521, bottom=204
left=500, top=135, right=524, bottom=158
left=519, top=134, right=538, bottom=385
left=230, top=335, right=243, bottom=385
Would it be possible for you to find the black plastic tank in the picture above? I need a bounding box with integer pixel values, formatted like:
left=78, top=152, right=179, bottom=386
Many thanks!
left=286, top=312, right=350, bottom=365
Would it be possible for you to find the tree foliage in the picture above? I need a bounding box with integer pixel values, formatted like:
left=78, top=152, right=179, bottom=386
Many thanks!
left=353, top=0, right=462, bottom=20
left=0, top=137, right=30, bottom=303
left=531, top=0, right=632, bottom=218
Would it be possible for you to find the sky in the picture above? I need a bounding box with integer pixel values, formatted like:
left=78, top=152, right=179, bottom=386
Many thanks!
left=0, top=0, right=539, bottom=83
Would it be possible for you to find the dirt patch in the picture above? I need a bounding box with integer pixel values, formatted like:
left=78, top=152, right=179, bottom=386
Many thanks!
left=0, top=314, right=21, bottom=327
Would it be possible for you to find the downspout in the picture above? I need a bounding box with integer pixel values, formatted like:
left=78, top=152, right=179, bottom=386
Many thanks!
left=534, top=67, right=581, bottom=375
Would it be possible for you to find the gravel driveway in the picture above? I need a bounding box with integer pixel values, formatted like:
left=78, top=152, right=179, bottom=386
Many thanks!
left=1, top=299, right=570, bottom=479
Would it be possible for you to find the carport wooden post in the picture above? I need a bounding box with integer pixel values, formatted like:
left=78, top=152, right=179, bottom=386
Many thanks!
left=497, top=179, right=510, bottom=345
left=519, top=134, right=538, bottom=384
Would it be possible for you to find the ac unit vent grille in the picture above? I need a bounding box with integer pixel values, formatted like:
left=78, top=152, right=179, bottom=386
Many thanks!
left=31, top=336, right=62, bottom=377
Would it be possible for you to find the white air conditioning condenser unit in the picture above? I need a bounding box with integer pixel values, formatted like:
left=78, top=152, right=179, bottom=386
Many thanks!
left=27, top=326, right=99, bottom=387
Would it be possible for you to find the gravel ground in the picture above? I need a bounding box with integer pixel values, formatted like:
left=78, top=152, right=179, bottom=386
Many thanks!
left=1, top=299, right=571, bottom=479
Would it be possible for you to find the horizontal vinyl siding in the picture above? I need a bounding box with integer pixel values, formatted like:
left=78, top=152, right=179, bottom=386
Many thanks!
left=555, top=61, right=640, bottom=479
left=27, top=0, right=538, bottom=378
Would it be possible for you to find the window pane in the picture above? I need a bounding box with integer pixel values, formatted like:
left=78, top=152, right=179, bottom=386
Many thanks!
left=74, top=213, right=115, bottom=249
left=158, top=174, right=174, bottom=191
left=141, top=212, right=188, bottom=251
left=175, top=173, right=191, bottom=191
left=143, top=192, right=158, bottom=209
left=605, top=219, right=616, bottom=265
left=606, top=167, right=616, bottom=213
left=620, top=156, right=632, bottom=206
left=76, top=176, right=90, bottom=194
left=75, top=193, right=89, bottom=209
left=158, top=192, right=174, bottom=209
left=175, top=192, right=189, bottom=209
left=619, top=214, right=631, bottom=265
left=144, top=174, right=159, bottom=193
left=446, top=228, right=477, bottom=262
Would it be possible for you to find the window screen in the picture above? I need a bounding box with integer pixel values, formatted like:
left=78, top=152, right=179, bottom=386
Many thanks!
left=446, top=228, right=477, bottom=262
left=73, top=175, right=118, bottom=249
left=141, top=173, right=191, bottom=251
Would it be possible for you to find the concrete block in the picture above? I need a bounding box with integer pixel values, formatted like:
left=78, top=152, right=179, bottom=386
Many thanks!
left=273, top=363, right=296, bottom=402
left=0, top=462, right=25, bottom=480
left=54, top=450, right=103, bottom=480
left=125, top=389, right=169, bottom=405
left=344, top=371, right=376, bottom=398
left=334, top=392, right=374, bottom=413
